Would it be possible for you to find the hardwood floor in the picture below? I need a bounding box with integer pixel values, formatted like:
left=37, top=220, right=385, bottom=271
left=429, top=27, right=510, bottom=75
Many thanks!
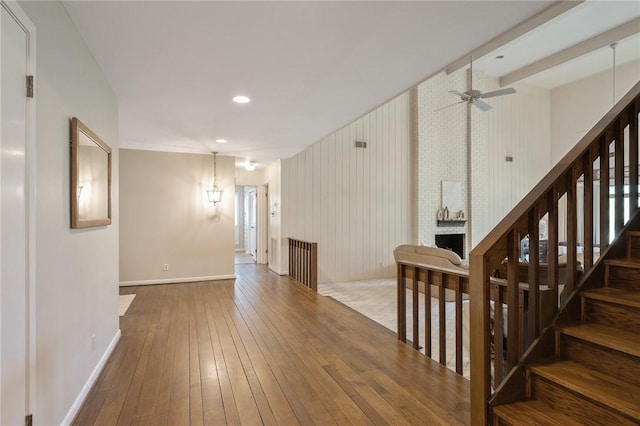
left=318, top=280, right=471, bottom=379
left=74, top=265, right=470, bottom=425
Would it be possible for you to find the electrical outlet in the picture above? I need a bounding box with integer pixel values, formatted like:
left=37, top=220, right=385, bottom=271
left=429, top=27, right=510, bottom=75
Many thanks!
left=163, top=263, right=169, bottom=271
left=91, top=334, right=96, bottom=352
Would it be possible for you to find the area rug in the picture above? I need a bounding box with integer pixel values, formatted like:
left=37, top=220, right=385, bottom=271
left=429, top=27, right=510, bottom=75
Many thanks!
left=119, top=294, right=136, bottom=316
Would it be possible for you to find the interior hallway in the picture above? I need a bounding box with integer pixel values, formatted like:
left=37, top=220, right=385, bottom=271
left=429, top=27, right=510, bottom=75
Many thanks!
left=75, top=264, right=469, bottom=425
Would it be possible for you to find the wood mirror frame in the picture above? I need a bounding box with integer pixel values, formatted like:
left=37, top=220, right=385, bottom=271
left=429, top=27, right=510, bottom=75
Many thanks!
left=70, top=117, right=112, bottom=228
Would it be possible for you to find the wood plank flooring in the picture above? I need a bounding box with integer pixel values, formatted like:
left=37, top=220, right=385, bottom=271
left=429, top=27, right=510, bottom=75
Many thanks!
left=318, top=280, right=471, bottom=378
left=73, top=265, right=470, bottom=425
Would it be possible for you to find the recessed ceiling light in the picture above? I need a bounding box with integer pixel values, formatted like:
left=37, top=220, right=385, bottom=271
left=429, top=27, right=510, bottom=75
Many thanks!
left=232, top=95, right=251, bottom=104
left=215, top=139, right=228, bottom=144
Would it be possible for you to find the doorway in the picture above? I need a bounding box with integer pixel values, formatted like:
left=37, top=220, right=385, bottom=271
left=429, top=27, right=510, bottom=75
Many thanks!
left=235, top=185, right=257, bottom=264
left=1, top=1, right=36, bottom=423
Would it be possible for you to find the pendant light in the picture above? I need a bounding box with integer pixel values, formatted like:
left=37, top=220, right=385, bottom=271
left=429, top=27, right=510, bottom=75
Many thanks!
left=207, top=152, right=224, bottom=203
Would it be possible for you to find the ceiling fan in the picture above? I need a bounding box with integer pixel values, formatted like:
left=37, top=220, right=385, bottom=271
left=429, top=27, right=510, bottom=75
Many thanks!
left=436, top=56, right=516, bottom=112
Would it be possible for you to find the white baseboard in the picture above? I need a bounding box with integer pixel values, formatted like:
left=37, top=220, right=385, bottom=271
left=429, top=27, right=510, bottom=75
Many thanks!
left=62, top=329, right=121, bottom=425
left=119, top=274, right=236, bottom=287
left=268, top=265, right=287, bottom=276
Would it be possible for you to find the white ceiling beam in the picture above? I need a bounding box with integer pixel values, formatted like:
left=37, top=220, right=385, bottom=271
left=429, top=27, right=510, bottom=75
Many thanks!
left=500, top=17, right=640, bottom=86
left=445, top=1, right=583, bottom=75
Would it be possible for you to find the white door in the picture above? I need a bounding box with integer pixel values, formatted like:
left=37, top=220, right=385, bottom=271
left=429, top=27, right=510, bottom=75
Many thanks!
left=1, top=2, right=35, bottom=423
left=246, top=187, right=257, bottom=260
left=264, top=184, right=269, bottom=265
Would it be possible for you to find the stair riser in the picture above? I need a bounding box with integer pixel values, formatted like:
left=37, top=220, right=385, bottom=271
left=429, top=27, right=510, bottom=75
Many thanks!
left=583, top=299, right=640, bottom=329
left=628, top=236, right=640, bottom=259
left=559, top=336, right=640, bottom=387
left=606, top=265, right=640, bottom=290
left=531, top=376, right=638, bottom=425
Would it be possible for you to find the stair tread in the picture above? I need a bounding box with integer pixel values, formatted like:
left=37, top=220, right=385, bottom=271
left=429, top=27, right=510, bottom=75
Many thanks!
left=582, top=287, right=640, bottom=309
left=493, top=400, right=584, bottom=425
left=605, top=258, right=640, bottom=268
left=530, top=360, right=640, bottom=420
left=557, top=322, right=640, bottom=357
left=626, top=231, right=640, bottom=237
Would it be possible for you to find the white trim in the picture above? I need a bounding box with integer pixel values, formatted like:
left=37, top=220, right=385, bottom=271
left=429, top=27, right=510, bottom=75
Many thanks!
left=256, top=185, right=267, bottom=264
left=1, top=0, right=37, bottom=419
left=61, top=329, right=121, bottom=426
left=119, top=274, right=236, bottom=287
left=268, top=266, right=287, bottom=276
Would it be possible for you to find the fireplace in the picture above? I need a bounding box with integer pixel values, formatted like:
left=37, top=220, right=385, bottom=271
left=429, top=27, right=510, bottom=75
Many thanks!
left=435, top=234, right=465, bottom=259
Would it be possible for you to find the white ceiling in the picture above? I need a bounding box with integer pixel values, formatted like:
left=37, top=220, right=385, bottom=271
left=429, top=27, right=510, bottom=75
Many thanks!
left=474, top=1, right=640, bottom=88
left=62, top=1, right=639, bottom=169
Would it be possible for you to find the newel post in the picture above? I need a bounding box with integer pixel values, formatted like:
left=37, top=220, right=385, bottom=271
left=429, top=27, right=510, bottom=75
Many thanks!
left=469, top=252, right=491, bottom=425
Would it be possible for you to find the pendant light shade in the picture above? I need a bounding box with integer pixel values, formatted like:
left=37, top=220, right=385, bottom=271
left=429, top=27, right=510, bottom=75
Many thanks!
left=207, top=152, right=224, bottom=203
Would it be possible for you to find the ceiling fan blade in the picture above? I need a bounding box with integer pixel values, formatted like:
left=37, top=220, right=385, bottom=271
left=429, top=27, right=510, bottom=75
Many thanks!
left=434, top=100, right=467, bottom=112
left=449, top=90, right=471, bottom=100
left=479, top=87, right=516, bottom=99
left=472, top=98, right=492, bottom=112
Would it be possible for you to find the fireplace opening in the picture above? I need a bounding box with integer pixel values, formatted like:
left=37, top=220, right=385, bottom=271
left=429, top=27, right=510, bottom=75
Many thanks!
left=435, top=234, right=465, bottom=259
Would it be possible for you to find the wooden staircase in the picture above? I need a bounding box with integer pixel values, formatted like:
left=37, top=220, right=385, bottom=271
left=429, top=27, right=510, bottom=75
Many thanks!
left=493, top=230, right=640, bottom=425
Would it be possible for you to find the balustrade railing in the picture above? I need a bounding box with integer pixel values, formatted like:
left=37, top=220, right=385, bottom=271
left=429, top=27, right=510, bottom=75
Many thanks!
left=469, top=81, right=640, bottom=424
left=397, top=262, right=554, bottom=379
left=287, top=238, right=318, bottom=291
left=397, top=264, right=469, bottom=375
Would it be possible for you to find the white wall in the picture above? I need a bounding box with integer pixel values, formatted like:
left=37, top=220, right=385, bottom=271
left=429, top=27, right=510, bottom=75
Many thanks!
left=264, top=160, right=284, bottom=274
left=484, top=78, right=551, bottom=233
left=551, top=60, right=639, bottom=243
left=235, top=186, right=245, bottom=250
left=19, top=1, right=120, bottom=424
left=417, top=69, right=470, bottom=250
left=282, top=93, right=414, bottom=283
left=551, top=60, right=640, bottom=163
left=119, top=149, right=235, bottom=284
left=417, top=69, right=551, bottom=252
left=236, top=167, right=265, bottom=186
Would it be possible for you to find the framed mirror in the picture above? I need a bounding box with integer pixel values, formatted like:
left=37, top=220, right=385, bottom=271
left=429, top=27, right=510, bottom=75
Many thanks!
left=70, top=117, right=112, bottom=228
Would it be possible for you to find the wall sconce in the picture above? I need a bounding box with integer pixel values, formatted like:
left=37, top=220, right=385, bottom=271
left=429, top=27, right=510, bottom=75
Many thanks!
left=207, top=151, right=224, bottom=203
left=245, top=161, right=256, bottom=171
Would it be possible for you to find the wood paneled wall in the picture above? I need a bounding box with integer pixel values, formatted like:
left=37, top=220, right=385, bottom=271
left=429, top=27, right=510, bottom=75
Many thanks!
left=485, top=80, right=552, bottom=232
left=282, top=92, right=414, bottom=283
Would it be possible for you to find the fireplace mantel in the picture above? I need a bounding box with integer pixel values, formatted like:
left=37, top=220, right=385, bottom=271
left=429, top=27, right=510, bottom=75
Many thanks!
left=437, top=220, right=466, bottom=227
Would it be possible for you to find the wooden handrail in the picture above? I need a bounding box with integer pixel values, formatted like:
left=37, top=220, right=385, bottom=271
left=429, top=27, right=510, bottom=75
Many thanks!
left=287, top=238, right=318, bottom=291
left=469, top=81, right=640, bottom=424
